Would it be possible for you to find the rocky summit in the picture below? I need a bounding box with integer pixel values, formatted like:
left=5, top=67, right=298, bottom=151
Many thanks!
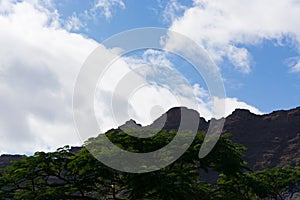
left=123, top=106, right=300, bottom=170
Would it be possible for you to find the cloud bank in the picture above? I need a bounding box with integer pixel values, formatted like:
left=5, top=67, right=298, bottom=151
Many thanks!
left=94, top=49, right=262, bottom=133
left=0, top=0, right=98, bottom=153
left=0, top=0, right=262, bottom=154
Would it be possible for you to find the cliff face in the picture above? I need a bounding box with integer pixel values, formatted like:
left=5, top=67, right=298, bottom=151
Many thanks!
left=1, top=106, right=300, bottom=170
left=144, top=106, right=300, bottom=170
left=224, top=107, right=300, bottom=170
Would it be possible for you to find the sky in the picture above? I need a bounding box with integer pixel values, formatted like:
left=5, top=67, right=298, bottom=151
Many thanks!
left=1, top=0, right=300, bottom=154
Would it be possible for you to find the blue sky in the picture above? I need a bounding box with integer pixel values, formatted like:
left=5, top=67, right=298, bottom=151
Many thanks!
left=1, top=0, right=300, bottom=153
left=226, top=40, right=300, bottom=112
left=51, top=0, right=300, bottom=113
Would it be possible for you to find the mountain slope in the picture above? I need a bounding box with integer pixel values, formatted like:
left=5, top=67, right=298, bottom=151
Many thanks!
left=120, top=106, right=300, bottom=170
left=224, top=107, right=300, bottom=170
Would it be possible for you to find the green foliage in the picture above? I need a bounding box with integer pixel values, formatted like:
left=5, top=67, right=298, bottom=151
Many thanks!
left=214, top=165, right=300, bottom=200
left=0, top=130, right=299, bottom=199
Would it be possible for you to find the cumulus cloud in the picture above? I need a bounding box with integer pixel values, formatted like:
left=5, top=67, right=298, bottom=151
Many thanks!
left=0, top=0, right=262, bottom=154
left=166, top=0, right=300, bottom=73
left=94, top=49, right=198, bottom=132
left=94, top=49, right=262, bottom=133
left=0, top=0, right=99, bottom=153
left=213, top=97, right=262, bottom=119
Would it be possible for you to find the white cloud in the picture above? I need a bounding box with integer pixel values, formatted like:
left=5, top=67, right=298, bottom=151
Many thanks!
left=58, top=0, right=126, bottom=32
left=213, top=97, right=263, bottom=119
left=191, top=84, right=262, bottom=119
left=0, top=0, right=100, bottom=153
left=160, top=0, right=187, bottom=23
left=0, top=0, right=263, bottom=154
left=0, top=0, right=14, bottom=13
left=65, top=13, right=85, bottom=31
left=227, top=46, right=251, bottom=73
left=167, top=0, right=300, bottom=73
left=285, top=56, right=300, bottom=73
left=93, top=0, right=125, bottom=19
left=94, top=49, right=262, bottom=133
left=93, top=49, right=197, bottom=132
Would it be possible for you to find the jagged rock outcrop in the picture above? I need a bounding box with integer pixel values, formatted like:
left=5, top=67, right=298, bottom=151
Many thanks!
left=225, top=107, right=300, bottom=170
left=120, top=106, right=300, bottom=170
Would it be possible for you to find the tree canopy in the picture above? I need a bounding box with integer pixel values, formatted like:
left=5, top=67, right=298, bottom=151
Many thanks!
left=0, top=130, right=299, bottom=199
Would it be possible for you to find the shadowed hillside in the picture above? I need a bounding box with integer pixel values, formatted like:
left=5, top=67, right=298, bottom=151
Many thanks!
left=119, top=106, right=300, bottom=170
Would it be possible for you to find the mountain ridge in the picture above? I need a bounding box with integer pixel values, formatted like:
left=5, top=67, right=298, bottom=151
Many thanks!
left=2, top=106, right=300, bottom=170
left=119, top=106, right=300, bottom=170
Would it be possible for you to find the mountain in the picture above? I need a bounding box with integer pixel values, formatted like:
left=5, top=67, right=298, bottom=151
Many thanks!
left=120, top=106, right=300, bottom=170
left=224, top=107, right=300, bottom=170
left=1, top=106, right=300, bottom=171
left=0, top=155, right=23, bottom=168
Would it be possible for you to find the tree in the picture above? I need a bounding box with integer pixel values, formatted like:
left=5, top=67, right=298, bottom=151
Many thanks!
left=0, top=146, right=113, bottom=199
left=1, top=129, right=298, bottom=200
left=214, top=165, right=300, bottom=200
left=85, top=130, right=248, bottom=199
